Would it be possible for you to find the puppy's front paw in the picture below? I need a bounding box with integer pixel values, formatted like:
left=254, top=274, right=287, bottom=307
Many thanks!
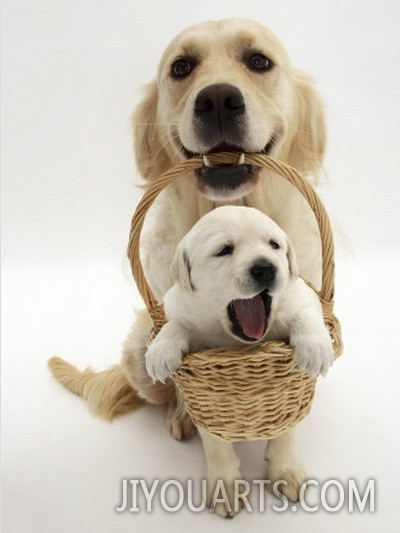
left=145, top=341, right=184, bottom=383
left=292, top=331, right=333, bottom=377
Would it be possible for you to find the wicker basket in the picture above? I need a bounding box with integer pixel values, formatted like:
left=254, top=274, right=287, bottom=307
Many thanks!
left=128, top=153, right=343, bottom=442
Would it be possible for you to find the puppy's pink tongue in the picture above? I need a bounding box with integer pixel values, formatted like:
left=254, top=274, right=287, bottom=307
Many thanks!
left=232, top=294, right=265, bottom=340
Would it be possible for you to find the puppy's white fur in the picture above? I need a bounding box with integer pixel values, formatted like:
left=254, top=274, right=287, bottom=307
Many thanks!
left=145, top=206, right=333, bottom=383
left=141, top=206, right=332, bottom=517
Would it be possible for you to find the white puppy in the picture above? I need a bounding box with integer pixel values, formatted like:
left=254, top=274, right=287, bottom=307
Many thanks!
left=146, top=206, right=333, bottom=383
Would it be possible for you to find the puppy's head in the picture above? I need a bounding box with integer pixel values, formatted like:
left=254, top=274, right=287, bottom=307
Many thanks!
left=133, top=18, right=325, bottom=198
left=171, top=206, right=298, bottom=343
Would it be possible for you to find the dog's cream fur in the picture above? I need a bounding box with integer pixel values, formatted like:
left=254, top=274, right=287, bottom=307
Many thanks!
left=135, top=18, right=326, bottom=300
left=49, top=19, right=330, bottom=518
left=126, top=20, right=328, bottom=516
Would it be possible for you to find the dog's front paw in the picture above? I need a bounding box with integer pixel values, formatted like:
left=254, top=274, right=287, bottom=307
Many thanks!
left=145, top=341, right=184, bottom=383
left=267, top=462, right=308, bottom=502
left=291, top=331, right=333, bottom=377
left=207, top=475, right=243, bottom=519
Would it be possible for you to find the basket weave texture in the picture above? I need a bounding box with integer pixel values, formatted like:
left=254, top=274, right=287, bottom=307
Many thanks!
left=128, top=153, right=343, bottom=441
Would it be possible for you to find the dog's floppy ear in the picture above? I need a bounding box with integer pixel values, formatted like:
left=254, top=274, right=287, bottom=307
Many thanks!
left=282, top=69, right=326, bottom=183
left=286, top=237, right=299, bottom=278
left=171, top=244, right=194, bottom=291
left=132, top=81, right=172, bottom=180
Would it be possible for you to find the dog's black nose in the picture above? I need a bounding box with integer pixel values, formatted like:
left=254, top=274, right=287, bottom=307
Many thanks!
left=194, top=84, right=245, bottom=143
left=250, top=260, right=277, bottom=287
left=195, top=84, right=245, bottom=116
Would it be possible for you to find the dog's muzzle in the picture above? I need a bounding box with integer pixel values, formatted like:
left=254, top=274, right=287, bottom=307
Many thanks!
left=184, top=83, right=274, bottom=200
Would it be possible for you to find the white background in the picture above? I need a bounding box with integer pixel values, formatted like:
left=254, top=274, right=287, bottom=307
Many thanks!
left=2, top=1, right=400, bottom=531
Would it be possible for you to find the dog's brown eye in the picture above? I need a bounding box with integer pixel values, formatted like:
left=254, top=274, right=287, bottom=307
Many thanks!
left=216, top=245, right=234, bottom=257
left=247, top=53, right=274, bottom=72
left=269, top=239, right=280, bottom=250
left=171, top=57, right=196, bottom=79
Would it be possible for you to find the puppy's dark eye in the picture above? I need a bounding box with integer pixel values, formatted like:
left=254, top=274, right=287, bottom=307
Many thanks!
left=269, top=239, right=280, bottom=250
left=171, top=57, right=196, bottom=79
left=246, top=53, right=274, bottom=73
left=215, top=245, right=234, bottom=257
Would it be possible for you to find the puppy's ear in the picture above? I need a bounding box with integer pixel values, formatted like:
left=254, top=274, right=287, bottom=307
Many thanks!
left=132, top=81, right=172, bottom=180
left=286, top=238, right=299, bottom=278
left=171, top=245, right=194, bottom=291
left=282, top=69, right=326, bottom=183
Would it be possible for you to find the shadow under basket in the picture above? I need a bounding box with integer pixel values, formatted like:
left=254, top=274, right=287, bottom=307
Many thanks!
left=128, top=153, right=343, bottom=442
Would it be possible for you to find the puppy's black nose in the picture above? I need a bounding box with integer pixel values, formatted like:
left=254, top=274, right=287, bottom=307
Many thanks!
left=194, top=84, right=245, bottom=142
left=250, top=260, right=277, bottom=287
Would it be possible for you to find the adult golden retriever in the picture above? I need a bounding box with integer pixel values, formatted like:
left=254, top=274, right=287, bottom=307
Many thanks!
left=49, top=18, right=327, bottom=517
left=135, top=18, right=325, bottom=301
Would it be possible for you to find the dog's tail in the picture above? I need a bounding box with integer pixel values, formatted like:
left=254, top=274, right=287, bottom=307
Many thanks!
left=48, top=357, right=144, bottom=420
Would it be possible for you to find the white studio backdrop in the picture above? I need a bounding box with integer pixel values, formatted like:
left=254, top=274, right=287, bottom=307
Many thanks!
left=2, top=1, right=400, bottom=532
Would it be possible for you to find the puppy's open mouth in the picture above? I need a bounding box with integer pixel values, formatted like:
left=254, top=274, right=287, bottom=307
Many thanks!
left=227, top=289, right=272, bottom=343
left=185, top=140, right=275, bottom=199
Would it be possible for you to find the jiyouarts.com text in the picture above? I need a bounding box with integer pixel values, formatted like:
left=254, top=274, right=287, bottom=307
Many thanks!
left=116, top=478, right=375, bottom=514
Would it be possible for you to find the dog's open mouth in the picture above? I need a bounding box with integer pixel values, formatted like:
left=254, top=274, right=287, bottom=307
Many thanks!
left=227, top=289, right=272, bottom=343
left=185, top=140, right=275, bottom=199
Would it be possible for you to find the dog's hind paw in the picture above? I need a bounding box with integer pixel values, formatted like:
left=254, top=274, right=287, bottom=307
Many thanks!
left=166, top=409, right=196, bottom=441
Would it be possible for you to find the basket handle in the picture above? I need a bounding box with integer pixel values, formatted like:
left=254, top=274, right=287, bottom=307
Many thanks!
left=128, top=153, right=336, bottom=330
